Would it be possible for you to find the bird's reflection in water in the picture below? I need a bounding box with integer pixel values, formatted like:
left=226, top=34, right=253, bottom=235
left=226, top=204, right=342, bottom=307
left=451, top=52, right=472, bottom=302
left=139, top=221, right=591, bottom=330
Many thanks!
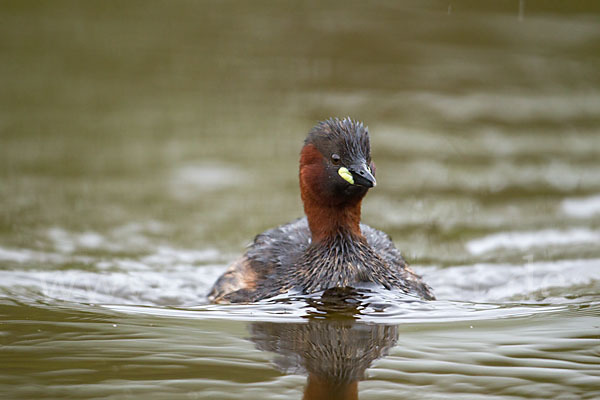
left=250, top=287, right=399, bottom=400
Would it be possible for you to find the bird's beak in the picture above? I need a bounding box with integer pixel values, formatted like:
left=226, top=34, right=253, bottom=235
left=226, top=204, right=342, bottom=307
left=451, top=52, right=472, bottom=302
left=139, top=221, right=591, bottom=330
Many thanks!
left=349, top=163, right=376, bottom=188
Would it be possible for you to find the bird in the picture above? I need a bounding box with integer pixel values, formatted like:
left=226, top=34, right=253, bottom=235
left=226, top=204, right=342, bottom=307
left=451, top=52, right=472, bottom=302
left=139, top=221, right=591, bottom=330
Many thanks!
left=208, top=117, right=434, bottom=303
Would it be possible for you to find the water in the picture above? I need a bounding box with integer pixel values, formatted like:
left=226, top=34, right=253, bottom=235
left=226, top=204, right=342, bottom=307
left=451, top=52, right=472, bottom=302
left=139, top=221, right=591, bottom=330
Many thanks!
left=1, top=1, right=600, bottom=399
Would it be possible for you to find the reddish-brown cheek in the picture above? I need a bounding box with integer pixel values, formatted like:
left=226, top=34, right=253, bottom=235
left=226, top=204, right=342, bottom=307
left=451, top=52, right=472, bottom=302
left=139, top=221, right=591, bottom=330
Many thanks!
left=300, top=144, right=323, bottom=167
left=299, top=144, right=327, bottom=196
left=300, top=163, right=326, bottom=196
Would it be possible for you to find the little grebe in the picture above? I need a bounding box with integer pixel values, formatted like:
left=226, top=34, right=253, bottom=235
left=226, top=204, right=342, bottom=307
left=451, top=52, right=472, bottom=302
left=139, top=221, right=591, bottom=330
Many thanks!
left=208, top=118, right=434, bottom=303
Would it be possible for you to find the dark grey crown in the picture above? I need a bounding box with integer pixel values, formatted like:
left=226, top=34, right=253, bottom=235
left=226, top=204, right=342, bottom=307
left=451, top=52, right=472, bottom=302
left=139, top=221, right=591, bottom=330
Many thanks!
left=305, top=117, right=371, bottom=162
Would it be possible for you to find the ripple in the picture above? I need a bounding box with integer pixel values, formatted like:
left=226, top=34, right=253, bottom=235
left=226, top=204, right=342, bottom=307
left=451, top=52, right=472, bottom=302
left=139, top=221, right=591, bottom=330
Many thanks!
left=102, top=292, right=568, bottom=325
left=0, top=265, right=224, bottom=306
left=414, top=91, right=600, bottom=123
left=368, top=308, right=600, bottom=399
left=45, top=222, right=165, bottom=254
left=170, top=163, right=250, bottom=199
left=562, top=194, right=600, bottom=218
left=0, top=246, right=91, bottom=265
left=423, top=258, right=600, bottom=302
left=466, top=228, right=600, bottom=255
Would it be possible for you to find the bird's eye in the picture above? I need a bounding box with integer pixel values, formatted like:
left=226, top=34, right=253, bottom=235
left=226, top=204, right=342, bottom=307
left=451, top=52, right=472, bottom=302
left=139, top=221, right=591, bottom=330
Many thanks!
left=331, top=154, right=341, bottom=164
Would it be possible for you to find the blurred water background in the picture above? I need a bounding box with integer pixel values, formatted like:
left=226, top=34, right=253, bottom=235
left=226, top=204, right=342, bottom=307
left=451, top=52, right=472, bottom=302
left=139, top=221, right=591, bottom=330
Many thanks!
left=1, top=1, right=600, bottom=399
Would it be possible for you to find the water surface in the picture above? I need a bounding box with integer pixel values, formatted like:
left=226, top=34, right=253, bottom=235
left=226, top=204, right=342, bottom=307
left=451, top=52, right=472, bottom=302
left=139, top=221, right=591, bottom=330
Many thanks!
left=1, top=1, right=600, bottom=399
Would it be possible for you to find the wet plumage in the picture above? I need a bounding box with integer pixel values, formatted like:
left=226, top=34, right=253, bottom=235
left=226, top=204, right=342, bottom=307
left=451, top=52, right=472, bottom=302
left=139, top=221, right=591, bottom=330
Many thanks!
left=208, top=118, right=434, bottom=303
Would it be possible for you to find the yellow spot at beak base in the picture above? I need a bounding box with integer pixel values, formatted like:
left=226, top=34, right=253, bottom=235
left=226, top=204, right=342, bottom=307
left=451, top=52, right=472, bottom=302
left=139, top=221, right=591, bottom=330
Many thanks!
left=338, top=167, right=354, bottom=185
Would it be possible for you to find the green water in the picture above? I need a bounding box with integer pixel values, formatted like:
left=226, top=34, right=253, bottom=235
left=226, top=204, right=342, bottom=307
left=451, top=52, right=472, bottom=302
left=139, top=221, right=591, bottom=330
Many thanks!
left=1, top=1, right=600, bottom=399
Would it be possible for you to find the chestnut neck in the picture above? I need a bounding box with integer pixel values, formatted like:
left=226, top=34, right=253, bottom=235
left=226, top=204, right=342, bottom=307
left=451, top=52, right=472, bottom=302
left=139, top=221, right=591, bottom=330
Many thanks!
left=302, top=192, right=364, bottom=243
